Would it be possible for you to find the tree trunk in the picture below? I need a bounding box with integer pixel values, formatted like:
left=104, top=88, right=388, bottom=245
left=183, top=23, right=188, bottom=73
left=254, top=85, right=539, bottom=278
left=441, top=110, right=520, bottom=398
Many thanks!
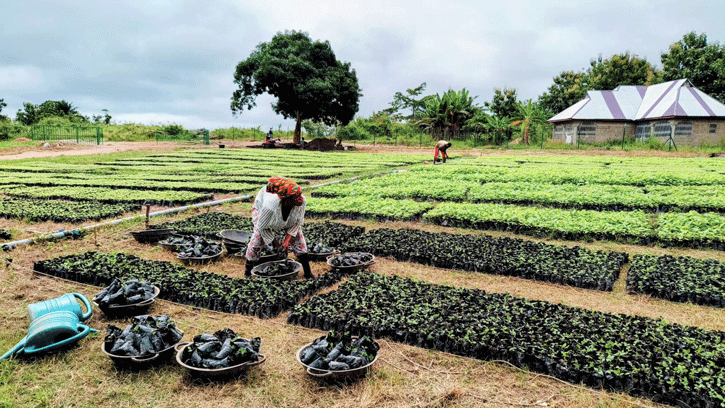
left=293, top=112, right=302, bottom=145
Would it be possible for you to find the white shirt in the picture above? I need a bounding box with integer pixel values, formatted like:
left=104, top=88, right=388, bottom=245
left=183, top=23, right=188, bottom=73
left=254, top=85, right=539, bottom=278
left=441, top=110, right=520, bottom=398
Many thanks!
left=252, top=187, right=306, bottom=245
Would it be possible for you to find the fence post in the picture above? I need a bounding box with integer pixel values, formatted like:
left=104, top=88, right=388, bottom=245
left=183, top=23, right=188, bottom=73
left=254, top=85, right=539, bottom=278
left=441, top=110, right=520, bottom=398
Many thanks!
left=76, top=126, right=79, bottom=144
left=204, top=130, right=209, bottom=145
left=622, top=123, right=626, bottom=149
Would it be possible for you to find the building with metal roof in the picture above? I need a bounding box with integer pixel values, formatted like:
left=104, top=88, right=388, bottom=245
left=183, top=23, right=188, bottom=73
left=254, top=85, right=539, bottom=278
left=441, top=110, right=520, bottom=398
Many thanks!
left=548, top=79, right=725, bottom=147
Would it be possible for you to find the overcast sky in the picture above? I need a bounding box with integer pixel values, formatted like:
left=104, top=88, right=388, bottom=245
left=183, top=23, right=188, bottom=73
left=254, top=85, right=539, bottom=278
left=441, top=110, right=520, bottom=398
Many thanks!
left=1, top=0, right=723, bottom=131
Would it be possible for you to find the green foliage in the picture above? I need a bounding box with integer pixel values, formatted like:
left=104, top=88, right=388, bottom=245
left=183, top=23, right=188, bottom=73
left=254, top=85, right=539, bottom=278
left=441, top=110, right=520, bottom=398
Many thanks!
left=537, top=71, right=589, bottom=115
left=510, top=99, right=548, bottom=145
left=16, top=100, right=88, bottom=126
left=661, top=31, right=725, bottom=103
left=0, top=120, right=24, bottom=141
left=302, top=120, right=335, bottom=139
left=0, top=197, right=134, bottom=223
left=160, top=124, right=185, bottom=136
left=92, top=109, right=112, bottom=125
left=629, top=254, right=725, bottom=307
left=484, top=88, right=519, bottom=119
left=0, top=98, right=6, bottom=120
left=381, top=82, right=431, bottom=120
left=211, top=126, right=266, bottom=141
left=416, top=88, right=480, bottom=137
left=101, top=123, right=159, bottom=142
left=588, top=52, right=662, bottom=91
left=231, top=30, right=362, bottom=144
left=538, top=52, right=662, bottom=115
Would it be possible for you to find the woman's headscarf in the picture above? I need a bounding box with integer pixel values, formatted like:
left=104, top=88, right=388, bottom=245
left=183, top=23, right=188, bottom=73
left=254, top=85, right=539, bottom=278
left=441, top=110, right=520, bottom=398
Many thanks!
left=266, top=176, right=304, bottom=206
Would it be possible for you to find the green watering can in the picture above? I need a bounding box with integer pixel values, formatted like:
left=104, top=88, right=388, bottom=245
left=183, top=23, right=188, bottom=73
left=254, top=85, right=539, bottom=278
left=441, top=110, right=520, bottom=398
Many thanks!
left=1, top=311, right=96, bottom=359
left=27, top=293, right=93, bottom=323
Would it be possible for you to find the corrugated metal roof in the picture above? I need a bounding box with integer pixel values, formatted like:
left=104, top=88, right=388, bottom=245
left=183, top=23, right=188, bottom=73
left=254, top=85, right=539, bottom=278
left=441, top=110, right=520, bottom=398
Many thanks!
left=548, top=79, right=725, bottom=123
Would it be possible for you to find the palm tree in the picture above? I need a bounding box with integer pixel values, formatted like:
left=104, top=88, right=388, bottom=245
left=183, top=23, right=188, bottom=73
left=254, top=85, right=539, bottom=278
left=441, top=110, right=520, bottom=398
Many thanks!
left=484, top=115, right=512, bottom=145
left=416, top=88, right=478, bottom=138
left=510, top=99, right=547, bottom=145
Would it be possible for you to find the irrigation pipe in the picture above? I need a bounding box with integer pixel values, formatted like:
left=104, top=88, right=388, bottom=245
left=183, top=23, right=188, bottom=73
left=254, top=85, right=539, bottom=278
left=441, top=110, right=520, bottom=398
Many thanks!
left=0, top=169, right=404, bottom=251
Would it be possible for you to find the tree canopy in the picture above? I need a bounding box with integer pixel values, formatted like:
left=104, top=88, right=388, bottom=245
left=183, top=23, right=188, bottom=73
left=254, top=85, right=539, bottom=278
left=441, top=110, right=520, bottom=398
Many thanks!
left=484, top=88, right=519, bottom=120
left=381, top=82, right=432, bottom=120
left=231, top=30, right=361, bottom=144
left=415, top=88, right=479, bottom=137
left=538, top=52, right=661, bottom=115
left=661, top=31, right=725, bottom=103
left=16, top=100, right=87, bottom=126
left=0, top=98, right=6, bottom=121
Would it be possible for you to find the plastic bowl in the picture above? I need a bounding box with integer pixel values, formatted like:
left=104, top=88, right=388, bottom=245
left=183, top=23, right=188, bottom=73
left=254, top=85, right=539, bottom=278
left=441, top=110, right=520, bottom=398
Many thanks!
left=326, top=253, right=375, bottom=272
left=102, top=333, right=183, bottom=369
left=251, top=260, right=302, bottom=281
left=178, top=250, right=223, bottom=265
left=130, top=229, right=175, bottom=244
left=175, top=342, right=266, bottom=378
left=296, top=336, right=379, bottom=381
left=93, top=286, right=160, bottom=318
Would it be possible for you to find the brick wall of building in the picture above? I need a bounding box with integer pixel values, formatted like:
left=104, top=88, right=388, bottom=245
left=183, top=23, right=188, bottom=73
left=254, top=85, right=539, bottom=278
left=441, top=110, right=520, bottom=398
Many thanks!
left=552, top=119, right=725, bottom=147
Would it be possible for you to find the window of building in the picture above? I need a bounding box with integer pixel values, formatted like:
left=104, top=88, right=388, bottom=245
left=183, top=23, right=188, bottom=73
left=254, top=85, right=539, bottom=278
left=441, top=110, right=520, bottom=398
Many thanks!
left=675, top=122, right=692, bottom=137
left=635, top=123, right=651, bottom=140
left=553, top=125, right=564, bottom=138
left=653, top=122, right=672, bottom=138
left=711, top=124, right=717, bottom=133
left=578, top=123, right=596, bottom=137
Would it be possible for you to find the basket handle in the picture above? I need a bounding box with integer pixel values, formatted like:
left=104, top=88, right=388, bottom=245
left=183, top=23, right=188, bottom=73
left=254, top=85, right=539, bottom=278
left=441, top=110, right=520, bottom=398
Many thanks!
left=131, top=352, right=161, bottom=363
left=174, top=342, right=191, bottom=353
left=306, top=367, right=334, bottom=378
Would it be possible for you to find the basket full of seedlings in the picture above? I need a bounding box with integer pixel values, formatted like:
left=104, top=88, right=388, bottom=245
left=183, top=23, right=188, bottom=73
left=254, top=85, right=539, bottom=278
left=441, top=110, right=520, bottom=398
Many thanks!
left=251, top=259, right=302, bottom=281
left=93, top=278, right=160, bottom=317
left=102, top=315, right=184, bottom=368
left=296, top=331, right=380, bottom=381
left=177, top=238, right=223, bottom=265
left=307, top=241, right=340, bottom=261
left=175, top=328, right=265, bottom=378
left=326, top=252, right=375, bottom=272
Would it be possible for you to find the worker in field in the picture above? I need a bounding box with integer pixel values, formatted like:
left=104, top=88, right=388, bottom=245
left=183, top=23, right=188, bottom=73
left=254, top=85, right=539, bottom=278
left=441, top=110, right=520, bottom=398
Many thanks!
left=245, top=176, right=312, bottom=279
left=434, top=140, right=452, bottom=164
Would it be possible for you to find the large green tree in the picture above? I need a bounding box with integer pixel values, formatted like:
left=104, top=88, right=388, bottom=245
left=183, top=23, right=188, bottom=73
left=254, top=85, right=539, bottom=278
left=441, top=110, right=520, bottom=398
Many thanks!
left=416, top=88, right=479, bottom=137
left=588, top=52, right=661, bottom=91
left=510, top=99, right=548, bottom=145
left=231, top=30, right=361, bottom=144
left=484, top=88, right=519, bottom=120
left=538, top=53, right=662, bottom=115
left=537, top=71, right=589, bottom=116
left=0, top=98, right=6, bottom=121
left=661, top=31, right=725, bottom=103
left=16, top=100, right=87, bottom=126
left=381, top=82, right=432, bottom=120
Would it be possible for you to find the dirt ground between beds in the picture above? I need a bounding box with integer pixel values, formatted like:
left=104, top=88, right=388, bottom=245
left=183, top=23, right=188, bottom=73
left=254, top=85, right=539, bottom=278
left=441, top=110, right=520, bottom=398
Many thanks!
left=0, top=138, right=713, bottom=161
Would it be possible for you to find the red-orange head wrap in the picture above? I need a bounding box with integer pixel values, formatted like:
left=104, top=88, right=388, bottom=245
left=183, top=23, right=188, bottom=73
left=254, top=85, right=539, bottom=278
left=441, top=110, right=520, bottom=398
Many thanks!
left=266, top=176, right=303, bottom=206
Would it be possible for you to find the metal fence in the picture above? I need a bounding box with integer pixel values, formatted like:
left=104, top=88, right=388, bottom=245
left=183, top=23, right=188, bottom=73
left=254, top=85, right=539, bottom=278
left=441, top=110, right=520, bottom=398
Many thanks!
left=155, top=129, right=209, bottom=145
left=31, top=125, right=103, bottom=145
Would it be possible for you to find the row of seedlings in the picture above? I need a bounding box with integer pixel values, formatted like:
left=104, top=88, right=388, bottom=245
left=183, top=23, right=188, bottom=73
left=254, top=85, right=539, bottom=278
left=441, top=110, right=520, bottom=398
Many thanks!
left=628, top=254, right=725, bottom=307
left=34, top=252, right=355, bottom=318
left=343, top=228, right=627, bottom=291
left=2, top=185, right=212, bottom=207
left=287, top=272, right=725, bottom=408
left=160, top=213, right=253, bottom=239
left=0, top=197, right=136, bottom=223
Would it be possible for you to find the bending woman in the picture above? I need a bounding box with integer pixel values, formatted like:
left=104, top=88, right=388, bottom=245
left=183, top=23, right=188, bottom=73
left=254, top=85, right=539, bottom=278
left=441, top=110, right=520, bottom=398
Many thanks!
left=245, top=176, right=312, bottom=278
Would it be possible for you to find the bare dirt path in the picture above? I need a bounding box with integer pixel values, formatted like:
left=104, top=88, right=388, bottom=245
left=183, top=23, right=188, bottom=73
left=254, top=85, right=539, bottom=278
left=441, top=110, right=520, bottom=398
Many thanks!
left=0, top=141, right=224, bottom=160
left=0, top=139, right=709, bottom=161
